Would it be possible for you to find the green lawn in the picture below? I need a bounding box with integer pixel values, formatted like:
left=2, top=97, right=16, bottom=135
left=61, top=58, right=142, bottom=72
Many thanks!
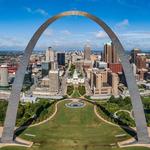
left=1, top=101, right=149, bottom=150
left=71, top=88, right=81, bottom=98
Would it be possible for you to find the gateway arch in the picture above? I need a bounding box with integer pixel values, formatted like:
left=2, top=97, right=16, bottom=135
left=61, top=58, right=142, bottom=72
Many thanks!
left=1, top=11, right=149, bottom=144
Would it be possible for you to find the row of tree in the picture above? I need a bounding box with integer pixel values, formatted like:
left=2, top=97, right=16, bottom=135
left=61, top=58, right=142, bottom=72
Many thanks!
left=0, top=99, right=55, bottom=126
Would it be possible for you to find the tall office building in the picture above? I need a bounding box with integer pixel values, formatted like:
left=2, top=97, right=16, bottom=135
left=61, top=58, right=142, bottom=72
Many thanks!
left=103, top=42, right=119, bottom=63
left=0, top=64, right=9, bottom=87
left=49, top=69, right=60, bottom=93
left=90, top=69, right=119, bottom=96
left=130, top=48, right=141, bottom=64
left=131, top=63, right=137, bottom=76
left=50, top=61, right=58, bottom=70
left=46, top=47, right=55, bottom=62
left=84, top=44, right=91, bottom=60
left=41, top=61, right=51, bottom=77
left=136, top=53, right=146, bottom=69
left=90, top=69, right=112, bottom=95
left=57, top=53, right=65, bottom=66
left=108, top=72, right=119, bottom=96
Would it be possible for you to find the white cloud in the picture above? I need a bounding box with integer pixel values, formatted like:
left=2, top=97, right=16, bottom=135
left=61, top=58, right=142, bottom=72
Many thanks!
left=117, top=31, right=150, bottom=50
left=120, top=31, right=150, bottom=39
left=43, top=29, right=53, bottom=36
left=0, top=35, right=26, bottom=50
left=60, top=30, right=71, bottom=35
left=95, top=31, right=108, bottom=39
left=0, top=36, right=22, bottom=46
left=1, top=30, right=150, bottom=51
left=116, top=19, right=129, bottom=28
left=35, top=8, right=48, bottom=16
left=25, top=7, right=48, bottom=16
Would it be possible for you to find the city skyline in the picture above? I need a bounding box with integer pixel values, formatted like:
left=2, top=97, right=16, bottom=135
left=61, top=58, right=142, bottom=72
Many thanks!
left=0, top=0, right=150, bottom=51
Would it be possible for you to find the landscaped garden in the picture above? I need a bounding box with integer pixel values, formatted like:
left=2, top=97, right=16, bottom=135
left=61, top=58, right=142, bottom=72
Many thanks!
left=67, top=85, right=86, bottom=98
left=69, top=64, right=75, bottom=77
left=1, top=100, right=149, bottom=150
left=71, top=87, right=81, bottom=98
left=66, top=85, right=74, bottom=96
left=0, top=99, right=56, bottom=126
left=95, top=95, right=150, bottom=127
left=78, top=85, right=86, bottom=96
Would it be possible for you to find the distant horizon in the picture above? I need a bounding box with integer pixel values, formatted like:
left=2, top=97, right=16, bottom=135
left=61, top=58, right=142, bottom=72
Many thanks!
left=0, top=49, right=150, bottom=53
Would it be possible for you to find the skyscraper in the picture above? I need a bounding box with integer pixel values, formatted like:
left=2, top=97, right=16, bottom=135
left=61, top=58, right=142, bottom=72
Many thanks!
left=130, top=48, right=141, bottom=64
left=57, top=53, right=65, bottom=66
left=41, top=61, right=51, bottom=77
left=0, top=64, right=9, bottom=87
left=90, top=69, right=112, bottom=95
left=84, top=44, right=91, bottom=60
left=136, top=53, right=146, bottom=69
left=108, top=72, right=119, bottom=96
left=103, top=42, right=119, bottom=63
left=46, top=47, right=55, bottom=62
left=49, top=69, right=60, bottom=93
left=50, top=61, right=58, bottom=70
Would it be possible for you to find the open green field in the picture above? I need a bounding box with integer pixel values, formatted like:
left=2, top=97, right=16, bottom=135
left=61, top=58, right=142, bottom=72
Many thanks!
left=1, top=100, right=149, bottom=150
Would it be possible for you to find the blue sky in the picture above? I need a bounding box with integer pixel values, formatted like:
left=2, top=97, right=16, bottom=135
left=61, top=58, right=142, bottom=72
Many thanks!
left=0, top=0, right=150, bottom=51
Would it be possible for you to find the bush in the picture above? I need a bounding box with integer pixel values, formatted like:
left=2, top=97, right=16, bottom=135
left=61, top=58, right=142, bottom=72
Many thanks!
left=108, top=96, right=132, bottom=110
left=0, top=100, right=8, bottom=124
left=67, top=85, right=74, bottom=96
left=116, top=111, right=135, bottom=127
left=0, top=99, right=56, bottom=126
left=78, top=85, right=86, bottom=96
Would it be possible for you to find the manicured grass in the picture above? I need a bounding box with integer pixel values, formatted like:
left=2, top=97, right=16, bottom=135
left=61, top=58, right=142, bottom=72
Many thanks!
left=1, top=101, right=149, bottom=150
left=71, top=88, right=81, bottom=98
left=95, top=96, right=150, bottom=127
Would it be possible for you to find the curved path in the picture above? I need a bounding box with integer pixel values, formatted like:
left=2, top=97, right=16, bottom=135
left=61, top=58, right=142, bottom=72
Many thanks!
left=114, top=109, right=134, bottom=120
left=1, top=98, right=150, bottom=148
left=94, top=105, right=119, bottom=127
left=1, top=98, right=78, bottom=136
left=15, top=100, right=64, bottom=132
left=93, top=104, right=150, bottom=148
left=0, top=100, right=64, bottom=148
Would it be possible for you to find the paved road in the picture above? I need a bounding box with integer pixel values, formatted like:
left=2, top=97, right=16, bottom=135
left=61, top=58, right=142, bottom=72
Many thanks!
left=82, top=68, right=92, bottom=96
left=60, top=60, right=71, bottom=95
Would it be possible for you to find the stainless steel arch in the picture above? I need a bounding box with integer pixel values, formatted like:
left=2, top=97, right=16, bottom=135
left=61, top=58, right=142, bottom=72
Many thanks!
left=1, top=11, right=149, bottom=144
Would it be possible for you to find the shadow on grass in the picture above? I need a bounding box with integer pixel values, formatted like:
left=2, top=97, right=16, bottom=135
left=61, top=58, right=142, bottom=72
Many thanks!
left=14, top=100, right=56, bottom=140
left=83, top=98, right=137, bottom=141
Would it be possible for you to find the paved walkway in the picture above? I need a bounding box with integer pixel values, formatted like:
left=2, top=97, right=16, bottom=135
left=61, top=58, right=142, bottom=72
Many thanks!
left=94, top=105, right=119, bottom=127
left=1, top=99, right=150, bottom=148
left=15, top=100, right=65, bottom=132
left=0, top=100, right=64, bottom=148
left=114, top=109, right=134, bottom=120
left=94, top=105, right=150, bottom=148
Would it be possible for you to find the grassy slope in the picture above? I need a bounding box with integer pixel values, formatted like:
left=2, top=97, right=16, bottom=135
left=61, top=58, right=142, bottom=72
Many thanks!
left=1, top=101, right=149, bottom=150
